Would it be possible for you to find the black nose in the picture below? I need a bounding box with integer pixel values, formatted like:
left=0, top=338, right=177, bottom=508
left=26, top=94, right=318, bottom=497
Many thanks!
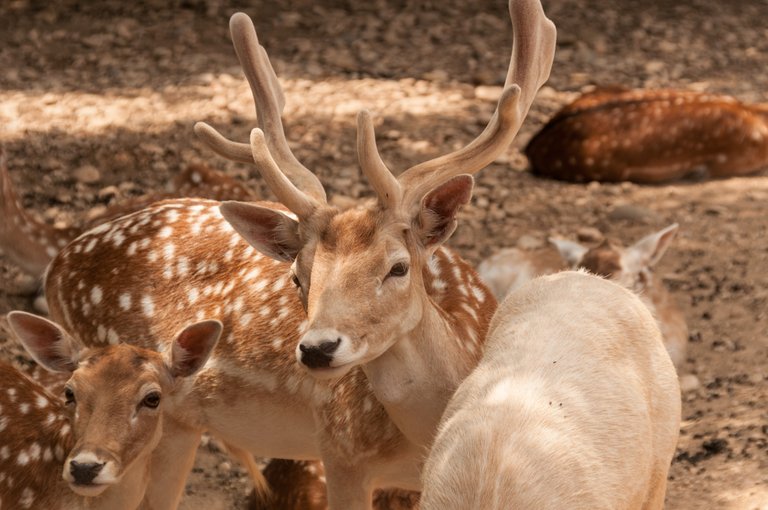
left=299, top=338, right=341, bottom=369
left=70, top=460, right=105, bottom=485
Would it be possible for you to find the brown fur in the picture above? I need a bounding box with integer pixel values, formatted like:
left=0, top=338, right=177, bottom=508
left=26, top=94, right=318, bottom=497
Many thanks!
left=527, top=87, right=768, bottom=183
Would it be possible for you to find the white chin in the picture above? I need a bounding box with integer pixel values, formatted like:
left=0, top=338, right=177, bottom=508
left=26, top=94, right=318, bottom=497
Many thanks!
left=69, top=482, right=110, bottom=497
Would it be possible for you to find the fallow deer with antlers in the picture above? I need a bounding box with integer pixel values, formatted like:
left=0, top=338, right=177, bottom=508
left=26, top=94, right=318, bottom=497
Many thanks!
left=0, top=312, right=221, bottom=510
left=39, top=1, right=556, bottom=508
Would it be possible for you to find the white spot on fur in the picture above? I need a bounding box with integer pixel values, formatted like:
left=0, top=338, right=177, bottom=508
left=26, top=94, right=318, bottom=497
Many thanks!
left=97, top=324, right=107, bottom=343
left=84, top=237, right=98, bottom=253
left=20, top=487, right=35, bottom=508
left=35, top=394, right=47, bottom=409
left=188, top=288, right=199, bottom=303
left=119, top=293, right=132, bottom=311
left=142, top=295, right=155, bottom=317
left=91, top=286, right=103, bottom=304
left=107, top=329, right=119, bottom=345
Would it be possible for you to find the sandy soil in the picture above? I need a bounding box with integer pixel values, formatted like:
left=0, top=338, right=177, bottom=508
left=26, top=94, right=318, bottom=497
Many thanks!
left=1, top=0, right=767, bottom=508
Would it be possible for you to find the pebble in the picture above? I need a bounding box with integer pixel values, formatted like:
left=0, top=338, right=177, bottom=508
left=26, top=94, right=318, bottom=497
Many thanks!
left=73, top=165, right=101, bottom=184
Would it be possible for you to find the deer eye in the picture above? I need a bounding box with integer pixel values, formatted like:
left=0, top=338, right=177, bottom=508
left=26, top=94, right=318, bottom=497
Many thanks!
left=142, top=392, right=161, bottom=409
left=387, top=262, right=409, bottom=278
left=64, top=387, right=76, bottom=405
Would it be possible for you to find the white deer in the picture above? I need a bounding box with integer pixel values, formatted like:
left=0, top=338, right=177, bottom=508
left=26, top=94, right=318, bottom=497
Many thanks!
left=420, top=271, right=682, bottom=509
left=39, top=1, right=556, bottom=508
left=478, top=224, right=689, bottom=370
left=1, top=312, right=221, bottom=510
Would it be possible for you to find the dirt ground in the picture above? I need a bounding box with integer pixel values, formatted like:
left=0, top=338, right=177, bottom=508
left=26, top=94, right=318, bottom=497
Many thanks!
left=1, top=0, right=767, bottom=508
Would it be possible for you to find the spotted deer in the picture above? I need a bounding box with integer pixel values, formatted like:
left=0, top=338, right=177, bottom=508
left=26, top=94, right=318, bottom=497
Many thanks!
left=420, top=271, right=681, bottom=509
left=478, top=224, right=688, bottom=370
left=0, top=312, right=222, bottom=510
left=42, top=1, right=556, bottom=508
left=0, top=149, right=255, bottom=281
left=526, top=86, right=768, bottom=183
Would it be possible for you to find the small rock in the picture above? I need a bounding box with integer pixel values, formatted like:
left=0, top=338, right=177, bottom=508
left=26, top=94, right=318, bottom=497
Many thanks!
left=576, top=227, right=604, bottom=243
left=607, top=204, right=658, bottom=223
left=97, top=186, right=120, bottom=201
left=217, top=461, right=232, bottom=473
left=74, top=165, right=101, bottom=184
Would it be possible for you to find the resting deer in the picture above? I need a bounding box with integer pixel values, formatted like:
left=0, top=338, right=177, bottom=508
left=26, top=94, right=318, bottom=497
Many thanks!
left=39, top=1, right=556, bottom=508
left=478, top=224, right=688, bottom=370
left=526, top=86, right=768, bottom=183
left=0, top=150, right=255, bottom=280
left=0, top=312, right=221, bottom=510
left=420, top=271, right=682, bottom=509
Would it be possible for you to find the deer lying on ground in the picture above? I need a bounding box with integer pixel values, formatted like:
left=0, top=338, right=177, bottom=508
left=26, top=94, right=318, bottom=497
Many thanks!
left=526, top=86, right=768, bottom=183
left=0, top=150, right=255, bottom=281
left=478, top=224, right=688, bottom=370
left=420, top=271, right=682, bottom=510
left=0, top=311, right=222, bottom=510
left=39, top=1, right=556, bottom=507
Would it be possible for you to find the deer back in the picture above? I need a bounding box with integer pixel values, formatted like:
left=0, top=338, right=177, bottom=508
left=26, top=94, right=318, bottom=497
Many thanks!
left=526, top=87, right=768, bottom=183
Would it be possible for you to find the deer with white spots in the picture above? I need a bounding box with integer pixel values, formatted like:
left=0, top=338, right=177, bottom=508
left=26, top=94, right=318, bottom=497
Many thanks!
left=0, top=312, right=222, bottom=510
left=42, top=1, right=555, bottom=508
left=0, top=149, right=255, bottom=281
left=420, top=271, right=681, bottom=510
left=478, top=224, right=689, bottom=370
left=526, top=86, right=768, bottom=183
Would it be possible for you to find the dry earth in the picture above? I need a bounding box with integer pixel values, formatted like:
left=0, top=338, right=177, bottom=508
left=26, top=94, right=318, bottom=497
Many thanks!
left=1, top=0, right=767, bottom=508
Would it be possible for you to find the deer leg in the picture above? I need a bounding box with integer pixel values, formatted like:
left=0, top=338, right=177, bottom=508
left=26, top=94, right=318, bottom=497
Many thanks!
left=323, top=458, right=373, bottom=510
left=141, top=417, right=203, bottom=510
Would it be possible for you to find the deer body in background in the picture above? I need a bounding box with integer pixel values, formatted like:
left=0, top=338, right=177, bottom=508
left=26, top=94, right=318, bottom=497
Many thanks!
left=41, top=0, right=557, bottom=507
left=0, top=154, right=255, bottom=281
left=420, top=271, right=681, bottom=510
left=526, top=87, right=768, bottom=183
left=1, top=312, right=222, bottom=510
left=478, top=224, right=688, bottom=371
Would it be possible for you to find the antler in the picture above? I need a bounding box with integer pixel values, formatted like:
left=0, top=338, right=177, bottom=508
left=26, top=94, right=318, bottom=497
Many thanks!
left=360, top=0, right=557, bottom=209
left=195, top=12, right=327, bottom=214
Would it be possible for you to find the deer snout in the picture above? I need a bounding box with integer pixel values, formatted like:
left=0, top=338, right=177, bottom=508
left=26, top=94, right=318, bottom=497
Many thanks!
left=70, top=459, right=105, bottom=485
left=297, top=328, right=346, bottom=369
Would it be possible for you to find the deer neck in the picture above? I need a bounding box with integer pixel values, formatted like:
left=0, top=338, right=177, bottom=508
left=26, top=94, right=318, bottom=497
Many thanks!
left=362, top=293, right=481, bottom=449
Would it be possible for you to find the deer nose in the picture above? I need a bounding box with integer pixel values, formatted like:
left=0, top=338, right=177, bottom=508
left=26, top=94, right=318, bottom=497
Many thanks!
left=299, top=338, right=341, bottom=369
left=70, top=460, right=105, bottom=485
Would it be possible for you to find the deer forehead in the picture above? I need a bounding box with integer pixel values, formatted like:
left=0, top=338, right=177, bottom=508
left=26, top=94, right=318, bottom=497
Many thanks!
left=73, top=345, right=168, bottom=391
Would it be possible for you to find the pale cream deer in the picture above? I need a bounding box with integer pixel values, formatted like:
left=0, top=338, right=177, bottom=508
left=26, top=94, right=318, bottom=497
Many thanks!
left=1, top=311, right=221, bottom=510
left=420, top=271, right=682, bottom=510
left=478, top=224, right=688, bottom=370
left=41, top=1, right=555, bottom=508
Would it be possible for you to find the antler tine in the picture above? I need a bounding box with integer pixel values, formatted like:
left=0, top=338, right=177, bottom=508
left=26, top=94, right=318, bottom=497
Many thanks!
left=398, top=0, right=557, bottom=204
left=356, top=110, right=402, bottom=209
left=248, top=128, right=318, bottom=219
left=196, top=12, right=327, bottom=204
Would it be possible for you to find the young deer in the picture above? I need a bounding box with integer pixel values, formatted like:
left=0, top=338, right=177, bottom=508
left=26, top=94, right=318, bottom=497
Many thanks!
left=0, top=149, right=255, bottom=280
left=1, top=312, right=222, bottom=510
left=42, top=1, right=556, bottom=508
left=420, top=271, right=681, bottom=509
left=526, top=86, right=768, bottom=183
left=478, top=224, right=688, bottom=370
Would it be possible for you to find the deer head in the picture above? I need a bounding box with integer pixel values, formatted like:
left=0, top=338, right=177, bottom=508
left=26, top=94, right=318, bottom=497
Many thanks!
left=195, top=0, right=556, bottom=380
left=7, top=312, right=221, bottom=498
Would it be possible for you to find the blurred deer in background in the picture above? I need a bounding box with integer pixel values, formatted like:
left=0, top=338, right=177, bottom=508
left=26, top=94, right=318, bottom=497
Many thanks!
left=0, top=312, right=221, bottom=510
left=420, top=271, right=681, bottom=509
left=40, top=0, right=556, bottom=507
left=0, top=150, right=255, bottom=282
left=526, top=86, right=768, bottom=183
left=478, top=224, right=688, bottom=371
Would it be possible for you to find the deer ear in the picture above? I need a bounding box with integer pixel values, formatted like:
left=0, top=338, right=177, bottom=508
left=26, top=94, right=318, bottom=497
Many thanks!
left=416, top=175, right=474, bottom=249
left=166, top=320, right=222, bottom=378
left=7, top=311, right=80, bottom=373
left=549, top=238, right=588, bottom=267
left=627, top=223, right=679, bottom=268
left=219, top=201, right=302, bottom=262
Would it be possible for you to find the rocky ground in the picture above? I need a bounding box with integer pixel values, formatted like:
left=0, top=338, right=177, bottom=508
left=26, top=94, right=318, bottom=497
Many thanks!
left=1, top=0, right=767, bottom=508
